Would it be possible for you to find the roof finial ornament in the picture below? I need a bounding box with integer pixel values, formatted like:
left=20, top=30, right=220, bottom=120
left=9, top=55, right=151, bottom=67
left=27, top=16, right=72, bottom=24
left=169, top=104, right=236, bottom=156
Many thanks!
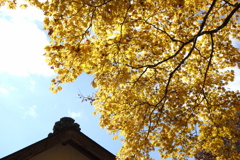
left=48, top=117, right=80, bottom=136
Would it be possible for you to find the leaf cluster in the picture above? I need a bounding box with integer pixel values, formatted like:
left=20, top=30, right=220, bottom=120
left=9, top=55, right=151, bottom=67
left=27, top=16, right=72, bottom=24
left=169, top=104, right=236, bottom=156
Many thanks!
left=1, top=0, right=240, bottom=159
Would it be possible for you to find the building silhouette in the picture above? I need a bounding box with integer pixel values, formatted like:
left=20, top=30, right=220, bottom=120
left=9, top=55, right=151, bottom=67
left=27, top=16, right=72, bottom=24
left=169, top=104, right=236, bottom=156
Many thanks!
left=1, top=117, right=115, bottom=160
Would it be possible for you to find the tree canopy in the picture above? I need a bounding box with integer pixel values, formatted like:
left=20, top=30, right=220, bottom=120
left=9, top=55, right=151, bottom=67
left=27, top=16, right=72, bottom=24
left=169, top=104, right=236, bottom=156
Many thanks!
left=1, top=0, right=240, bottom=159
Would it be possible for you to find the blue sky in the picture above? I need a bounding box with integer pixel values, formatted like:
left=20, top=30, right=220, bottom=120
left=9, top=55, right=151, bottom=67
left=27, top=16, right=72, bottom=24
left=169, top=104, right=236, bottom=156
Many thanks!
left=0, top=5, right=125, bottom=159
left=0, top=3, right=239, bottom=160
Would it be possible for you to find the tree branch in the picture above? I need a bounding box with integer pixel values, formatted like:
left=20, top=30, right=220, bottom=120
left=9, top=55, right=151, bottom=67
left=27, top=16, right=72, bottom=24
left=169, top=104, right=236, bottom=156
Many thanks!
left=81, top=0, right=113, bottom=8
left=201, top=2, right=240, bottom=35
left=203, top=33, right=214, bottom=89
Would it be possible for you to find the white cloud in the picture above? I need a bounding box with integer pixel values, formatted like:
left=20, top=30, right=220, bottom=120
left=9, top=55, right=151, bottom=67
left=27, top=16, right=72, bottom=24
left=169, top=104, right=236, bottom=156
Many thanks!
left=68, top=110, right=81, bottom=118
left=0, top=87, right=9, bottom=95
left=23, top=105, right=38, bottom=118
left=226, top=67, right=240, bottom=91
left=0, top=83, right=15, bottom=95
left=0, top=7, right=54, bottom=76
left=0, top=2, right=45, bottom=21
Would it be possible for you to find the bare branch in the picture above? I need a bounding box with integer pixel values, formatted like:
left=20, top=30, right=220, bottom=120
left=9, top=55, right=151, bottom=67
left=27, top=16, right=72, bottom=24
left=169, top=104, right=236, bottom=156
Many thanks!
left=201, top=3, right=240, bottom=35
left=223, top=0, right=236, bottom=7
left=203, top=33, right=214, bottom=88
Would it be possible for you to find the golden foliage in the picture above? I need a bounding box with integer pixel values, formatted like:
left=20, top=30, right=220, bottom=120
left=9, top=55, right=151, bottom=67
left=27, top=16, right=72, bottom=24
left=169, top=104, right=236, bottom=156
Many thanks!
left=0, top=0, right=30, bottom=9
left=2, top=0, right=240, bottom=159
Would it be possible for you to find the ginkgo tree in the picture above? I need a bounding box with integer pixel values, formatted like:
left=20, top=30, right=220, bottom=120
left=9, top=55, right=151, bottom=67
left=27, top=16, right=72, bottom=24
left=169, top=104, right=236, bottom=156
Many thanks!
left=2, top=0, right=240, bottom=159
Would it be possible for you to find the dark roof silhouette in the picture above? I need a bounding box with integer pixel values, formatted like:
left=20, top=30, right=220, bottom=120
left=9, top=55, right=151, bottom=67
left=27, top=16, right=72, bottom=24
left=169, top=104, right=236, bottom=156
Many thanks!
left=1, top=117, right=116, bottom=160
